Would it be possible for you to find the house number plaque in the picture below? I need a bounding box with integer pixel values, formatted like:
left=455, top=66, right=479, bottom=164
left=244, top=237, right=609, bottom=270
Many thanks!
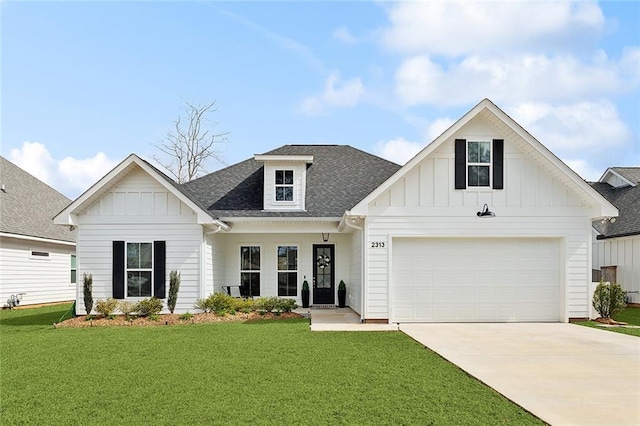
left=370, top=241, right=385, bottom=248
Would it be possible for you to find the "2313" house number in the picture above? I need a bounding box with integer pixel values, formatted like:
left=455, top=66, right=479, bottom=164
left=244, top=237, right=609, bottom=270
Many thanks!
left=370, top=241, right=385, bottom=248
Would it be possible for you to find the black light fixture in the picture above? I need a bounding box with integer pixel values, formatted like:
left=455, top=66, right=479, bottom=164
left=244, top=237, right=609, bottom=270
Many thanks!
left=477, top=203, right=495, bottom=218
left=322, top=233, right=330, bottom=242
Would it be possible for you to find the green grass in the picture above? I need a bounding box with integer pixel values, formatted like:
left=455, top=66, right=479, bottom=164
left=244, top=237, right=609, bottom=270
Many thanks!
left=575, top=307, right=640, bottom=337
left=1, top=304, right=542, bottom=425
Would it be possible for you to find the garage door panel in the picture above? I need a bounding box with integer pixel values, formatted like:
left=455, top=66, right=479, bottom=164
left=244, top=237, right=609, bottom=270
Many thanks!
left=391, top=238, right=561, bottom=322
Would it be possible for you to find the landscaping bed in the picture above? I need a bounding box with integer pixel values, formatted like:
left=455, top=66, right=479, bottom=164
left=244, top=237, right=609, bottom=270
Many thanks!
left=56, top=311, right=302, bottom=328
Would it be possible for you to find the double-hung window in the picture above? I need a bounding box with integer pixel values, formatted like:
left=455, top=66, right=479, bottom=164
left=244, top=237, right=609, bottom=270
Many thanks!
left=127, top=242, right=153, bottom=297
left=467, top=141, right=491, bottom=187
left=275, top=170, right=294, bottom=201
left=240, top=246, right=261, bottom=297
left=277, top=246, right=298, bottom=297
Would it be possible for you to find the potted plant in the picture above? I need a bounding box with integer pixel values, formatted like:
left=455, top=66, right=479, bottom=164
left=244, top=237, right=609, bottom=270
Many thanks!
left=301, top=277, right=310, bottom=308
left=337, top=280, right=346, bottom=308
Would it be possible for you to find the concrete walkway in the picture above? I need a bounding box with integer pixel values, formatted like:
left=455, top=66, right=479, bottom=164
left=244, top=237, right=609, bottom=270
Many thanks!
left=294, top=307, right=397, bottom=331
left=400, top=323, right=640, bottom=426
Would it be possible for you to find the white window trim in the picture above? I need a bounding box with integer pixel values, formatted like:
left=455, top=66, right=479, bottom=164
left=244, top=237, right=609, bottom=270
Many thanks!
left=70, top=254, right=77, bottom=286
left=126, top=242, right=154, bottom=299
left=277, top=244, right=299, bottom=297
left=467, top=140, right=492, bottom=189
left=274, top=169, right=295, bottom=203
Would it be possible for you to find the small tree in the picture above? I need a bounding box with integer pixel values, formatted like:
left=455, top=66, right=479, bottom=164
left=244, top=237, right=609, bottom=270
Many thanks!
left=592, top=281, right=626, bottom=319
left=83, top=273, right=93, bottom=315
left=153, top=100, right=228, bottom=183
left=168, top=270, right=181, bottom=314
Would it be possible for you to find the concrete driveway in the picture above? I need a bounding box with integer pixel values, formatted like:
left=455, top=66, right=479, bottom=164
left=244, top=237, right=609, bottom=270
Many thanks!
left=400, top=323, right=639, bottom=426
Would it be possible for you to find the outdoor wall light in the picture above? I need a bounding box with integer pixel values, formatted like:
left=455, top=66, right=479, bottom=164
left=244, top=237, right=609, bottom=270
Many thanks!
left=322, top=233, right=330, bottom=242
left=477, top=204, right=496, bottom=218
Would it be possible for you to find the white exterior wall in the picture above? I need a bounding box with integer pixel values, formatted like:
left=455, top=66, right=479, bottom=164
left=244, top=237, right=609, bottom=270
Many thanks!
left=0, top=236, right=75, bottom=306
left=363, top=116, right=593, bottom=321
left=262, top=162, right=307, bottom=211
left=592, top=234, right=640, bottom=303
left=74, top=168, right=202, bottom=314
left=212, top=232, right=352, bottom=306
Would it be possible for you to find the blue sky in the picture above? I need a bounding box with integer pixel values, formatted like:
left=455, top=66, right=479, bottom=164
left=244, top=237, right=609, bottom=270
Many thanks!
left=2, top=0, right=639, bottom=198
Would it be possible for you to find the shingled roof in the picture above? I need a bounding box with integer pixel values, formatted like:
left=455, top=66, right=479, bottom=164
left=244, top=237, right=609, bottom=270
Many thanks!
left=0, top=156, right=76, bottom=243
left=591, top=167, right=640, bottom=239
left=182, top=145, right=401, bottom=218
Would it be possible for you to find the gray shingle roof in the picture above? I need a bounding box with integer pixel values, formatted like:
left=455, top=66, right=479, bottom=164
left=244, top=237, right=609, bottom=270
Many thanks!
left=0, top=156, right=76, bottom=242
left=182, top=145, right=401, bottom=218
left=591, top=167, right=640, bottom=239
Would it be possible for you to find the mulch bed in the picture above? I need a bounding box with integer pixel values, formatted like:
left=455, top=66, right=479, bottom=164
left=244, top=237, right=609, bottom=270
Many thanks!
left=55, top=311, right=303, bottom=328
left=594, top=317, right=627, bottom=325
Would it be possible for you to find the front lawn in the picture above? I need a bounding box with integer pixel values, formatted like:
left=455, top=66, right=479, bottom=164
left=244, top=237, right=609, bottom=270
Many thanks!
left=575, top=306, right=640, bottom=337
left=1, top=304, right=542, bottom=425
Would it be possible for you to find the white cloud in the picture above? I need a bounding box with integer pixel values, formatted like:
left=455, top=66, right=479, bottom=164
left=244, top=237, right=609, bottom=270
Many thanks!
left=510, top=101, right=632, bottom=179
left=427, top=118, right=456, bottom=141
left=394, top=51, right=638, bottom=107
left=380, top=0, right=605, bottom=57
left=10, top=142, right=55, bottom=185
left=333, top=26, right=357, bottom=44
left=374, top=137, right=424, bottom=165
left=300, top=71, right=365, bottom=116
left=9, top=141, right=117, bottom=198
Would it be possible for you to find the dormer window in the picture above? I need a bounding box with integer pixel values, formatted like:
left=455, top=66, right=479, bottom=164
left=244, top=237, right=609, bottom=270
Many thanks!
left=275, top=170, right=294, bottom=201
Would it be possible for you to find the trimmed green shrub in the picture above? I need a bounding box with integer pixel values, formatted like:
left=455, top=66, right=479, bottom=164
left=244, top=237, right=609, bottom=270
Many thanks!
left=276, top=298, right=298, bottom=313
left=255, top=296, right=279, bottom=313
left=168, top=270, right=181, bottom=313
left=83, top=273, right=93, bottom=315
left=233, top=298, right=255, bottom=312
left=118, top=301, right=136, bottom=319
left=193, top=292, right=235, bottom=314
left=593, top=281, right=627, bottom=318
left=338, top=280, right=346, bottom=291
left=179, top=312, right=193, bottom=321
left=135, top=297, right=163, bottom=317
left=95, top=298, right=118, bottom=317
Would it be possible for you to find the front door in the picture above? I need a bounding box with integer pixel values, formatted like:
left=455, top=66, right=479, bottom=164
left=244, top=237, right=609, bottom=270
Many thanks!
left=313, top=244, right=335, bottom=305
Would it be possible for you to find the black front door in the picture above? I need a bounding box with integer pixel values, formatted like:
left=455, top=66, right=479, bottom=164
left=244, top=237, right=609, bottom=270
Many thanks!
left=313, top=244, right=335, bottom=305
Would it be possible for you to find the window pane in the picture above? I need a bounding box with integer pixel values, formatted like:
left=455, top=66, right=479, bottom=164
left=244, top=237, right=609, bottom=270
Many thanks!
left=71, top=255, right=77, bottom=269
left=127, top=271, right=152, bottom=297
left=276, top=187, right=285, bottom=201
left=283, top=187, right=293, bottom=201
left=278, top=272, right=297, bottom=297
left=71, top=270, right=77, bottom=284
left=139, top=243, right=152, bottom=268
left=284, top=170, right=293, bottom=184
left=241, top=272, right=260, bottom=297
left=250, top=246, right=260, bottom=270
left=278, top=246, right=287, bottom=270
left=127, top=243, right=139, bottom=268
left=468, top=142, right=479, bottom=163
left=479, top=142, right=491, bottom=163
left=287, top=246, right=297, bottom=270
left=241, top=246, right=250, bottom=270
left=468, top=166, right=490, bottom=186
left=275, top=170, right=283, bottom=185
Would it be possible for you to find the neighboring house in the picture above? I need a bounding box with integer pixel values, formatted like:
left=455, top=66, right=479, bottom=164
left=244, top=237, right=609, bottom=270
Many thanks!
left=54, top=99, right=616, bottom=322
left=590, top=167, right=640, bottom=303
left=1, top=156, right=76, bottom=307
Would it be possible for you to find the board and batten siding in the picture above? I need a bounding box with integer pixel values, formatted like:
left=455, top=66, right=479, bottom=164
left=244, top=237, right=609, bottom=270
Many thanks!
left=592, top=235, right=640, bottom=303
left=363, top=116, right=594, bottom=321
left=0, top=236, right=75, bottom=306
left=74, top=168, right=202, bottom=314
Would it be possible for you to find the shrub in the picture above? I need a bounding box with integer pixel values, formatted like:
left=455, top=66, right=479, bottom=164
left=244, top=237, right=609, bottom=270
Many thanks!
left=135, top=297, right=163, bottom=317
left=255, top=296, right=279, bottom=313
left=83, top=273, right=93, bottom=315
left=118, top=301, right=136, bottom=318
left=95, top=298, right=118, bottom=317
left=276, top=298, right=298, bottom=313
left=233, top=298, right=255, bottom=312
left=593, top=281, right=626, bottom=318
left=168, top=270, right=181, bottom=314
left=179, top=312, right=193, bottom=321
left=193, top=292, right=235, bottom=314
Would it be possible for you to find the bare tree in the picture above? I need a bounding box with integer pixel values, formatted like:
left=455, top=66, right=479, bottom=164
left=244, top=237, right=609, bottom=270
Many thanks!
left=154, top=100, right=228, bottom=183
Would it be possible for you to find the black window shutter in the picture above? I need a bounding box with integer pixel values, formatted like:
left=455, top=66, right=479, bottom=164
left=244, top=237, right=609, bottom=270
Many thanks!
left=493, top=139, right=504, bottom=190
left=454, top=139, right=467, bottom=189
left=154, top=241, right=166, bottom=299
left=112, top=241, right=125, bottom=299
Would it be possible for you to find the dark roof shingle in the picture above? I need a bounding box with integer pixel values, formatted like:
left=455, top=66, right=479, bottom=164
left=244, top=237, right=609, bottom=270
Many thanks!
left=591, top=167, right=640, bottom=239
left=182, top=145, right=401, bottom=218
left=0, top=156, right=76, bottom=242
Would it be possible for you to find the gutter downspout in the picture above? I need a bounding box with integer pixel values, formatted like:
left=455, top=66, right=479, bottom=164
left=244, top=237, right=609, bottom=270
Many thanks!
left=202, top=224, right=227, bottom=299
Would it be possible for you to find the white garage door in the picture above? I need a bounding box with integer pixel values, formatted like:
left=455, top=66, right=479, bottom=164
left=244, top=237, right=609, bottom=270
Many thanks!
left=391, top=238, right=561, bottom=322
